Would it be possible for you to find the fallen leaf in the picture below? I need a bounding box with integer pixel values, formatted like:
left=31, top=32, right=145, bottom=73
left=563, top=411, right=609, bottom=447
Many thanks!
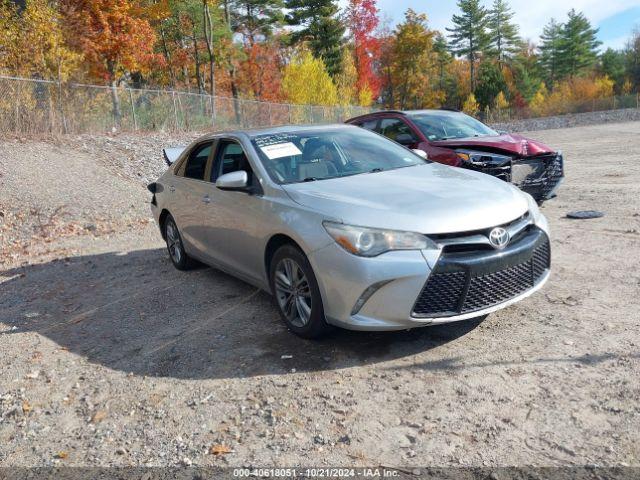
left=209, top=444, right=232, bottom=455
left=22, top=401, right=32, bottom=414
left=54, top=451, right=68, bottom=459
left=91, top=409, right=107, bottom=423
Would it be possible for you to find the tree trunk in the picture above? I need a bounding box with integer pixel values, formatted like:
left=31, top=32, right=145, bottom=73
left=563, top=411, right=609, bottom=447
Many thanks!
left=160, top=24, right=176, bottom=88
left=191, top=20, right=205, bottom=93
left=223, top=0, right=241, bottom=123
left=203, top=0, right=216, bottom=97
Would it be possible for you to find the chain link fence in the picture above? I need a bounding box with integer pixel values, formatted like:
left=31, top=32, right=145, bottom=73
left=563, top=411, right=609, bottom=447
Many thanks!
left=480, top=94, right=640, bottom=124
left=0, top=75, right=373, bottom=135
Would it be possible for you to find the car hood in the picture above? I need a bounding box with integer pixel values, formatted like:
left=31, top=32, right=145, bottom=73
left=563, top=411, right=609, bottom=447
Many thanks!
left=430, top=133, right=554, bottom=157
left=282, top=164, right=529, bottom=234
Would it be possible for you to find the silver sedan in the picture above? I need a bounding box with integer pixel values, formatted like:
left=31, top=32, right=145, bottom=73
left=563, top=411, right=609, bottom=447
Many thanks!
left=149, top=125, right=551, bottom=338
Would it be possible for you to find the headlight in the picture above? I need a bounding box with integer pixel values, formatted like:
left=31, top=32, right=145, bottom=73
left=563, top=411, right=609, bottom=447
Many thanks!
left=525, top=192, right=541, bottom=219
left=456, top=149, right=512, bottom=166
left=323, top=222, right=438, bottom=257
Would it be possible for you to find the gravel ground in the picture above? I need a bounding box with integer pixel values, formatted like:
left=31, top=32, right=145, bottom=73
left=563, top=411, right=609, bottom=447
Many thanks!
left=0, top=122, right=639, bottom=468
left=492, top=107, right=640, bottom=133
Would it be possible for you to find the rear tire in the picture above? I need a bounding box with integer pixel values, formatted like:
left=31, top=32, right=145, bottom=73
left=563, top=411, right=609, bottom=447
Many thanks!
left=164, top=214, right=195, bottom=270
left=270, top=244, right=332, bottom=339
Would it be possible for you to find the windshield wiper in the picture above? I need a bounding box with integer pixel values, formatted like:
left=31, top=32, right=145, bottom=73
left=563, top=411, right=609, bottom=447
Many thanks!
left=369, top=167, right=384, bottom=173
left=302, top=177, right=319, bottom=182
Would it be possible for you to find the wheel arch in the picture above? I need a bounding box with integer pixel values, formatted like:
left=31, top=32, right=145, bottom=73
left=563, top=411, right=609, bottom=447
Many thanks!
left=158, top=209, right=171, bottom=240
left=264, top=234, right=305, bottom=280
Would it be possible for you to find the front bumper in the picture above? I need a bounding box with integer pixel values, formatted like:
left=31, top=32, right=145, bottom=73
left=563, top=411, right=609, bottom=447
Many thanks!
left=461, top=153, right=564, bottom=201
left=308, top=222, right=550, bottom=331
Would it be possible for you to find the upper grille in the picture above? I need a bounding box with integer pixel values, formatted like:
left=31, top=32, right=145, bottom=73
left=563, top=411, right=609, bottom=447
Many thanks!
left=412, top=234, right=550, bottom=318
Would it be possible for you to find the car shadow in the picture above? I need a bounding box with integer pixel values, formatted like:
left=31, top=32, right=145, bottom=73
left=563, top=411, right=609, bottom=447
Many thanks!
left=0, top=248, right=483, bottom=380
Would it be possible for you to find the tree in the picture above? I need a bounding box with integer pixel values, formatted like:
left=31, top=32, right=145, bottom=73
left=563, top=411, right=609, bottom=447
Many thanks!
left=511, top=41, right=543, bottom=101
left=557, top=9, right=601, bottom=79
left=334, top=48, right=358, bottom=106
left=462, top=92, right=479, bottom=115
left=285, top=0, right=345, bottom=77
left=381, top=10, right=443, bottom=109
left=281, top=49, right=338, bottom=105
left=600, top=48, right=626, bottom=90
left=474, top=61, right=506, bottom=108
left=487, top=0, right=520, bottom=64
left=236, top=40, right=283, bottom=100
left=538, top=18, right=562, bottom=85
left=346, top=0, right=381, bottom=100
left=0, top=0, right=81, bottom=81
left=433, top=33, right=452, bottom=91
left=60, top=0, right=159, bottom=123
left=447, top=0, right=490, bottom=90
left=625, top=28, right=640, bottom=90
left=233, top=0, right=284, bottom=46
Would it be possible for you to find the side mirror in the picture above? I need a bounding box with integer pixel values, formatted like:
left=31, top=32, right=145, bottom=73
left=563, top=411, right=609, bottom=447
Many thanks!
left=216, top=171, right=249, bottom=191
left=395, top=133, right=415, bottom=146
left=412, top=149, right=428, bottom=159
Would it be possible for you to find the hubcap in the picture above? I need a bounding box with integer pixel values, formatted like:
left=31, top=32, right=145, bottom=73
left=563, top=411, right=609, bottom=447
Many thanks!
left=166, top=220, right=182, bottom=264
left=274, top=258, right=312, bottom=328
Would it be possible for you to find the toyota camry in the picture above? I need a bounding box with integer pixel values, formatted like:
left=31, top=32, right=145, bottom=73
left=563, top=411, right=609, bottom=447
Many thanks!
left=149, top=124, right=551, bottom=338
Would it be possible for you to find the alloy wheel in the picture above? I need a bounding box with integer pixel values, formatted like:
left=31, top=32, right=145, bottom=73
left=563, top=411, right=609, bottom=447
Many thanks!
left=274, top=258, right=312, bottom=328
left=165, top=220, right=183, bottom=264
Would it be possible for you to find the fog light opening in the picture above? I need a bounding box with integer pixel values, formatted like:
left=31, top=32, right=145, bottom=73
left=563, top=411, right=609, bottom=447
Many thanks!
left=350, top=280, right=393, bottom=316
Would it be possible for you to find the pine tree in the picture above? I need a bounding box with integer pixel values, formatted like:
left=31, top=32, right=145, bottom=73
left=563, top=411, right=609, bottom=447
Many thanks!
left=433, top=33, right=452, bottom=91
left=557, top=9, right=601, bottom=78
left=625, top=28, right=640, bottom=90
left=487, top=0, right=521, bottom=64
left=233, top=0, right=284, bottom=45
left=447, top=0, right=490, bottom=90
left=285, top=0, right=345, bottom=78
left=538, top=18, right=563, bottom=84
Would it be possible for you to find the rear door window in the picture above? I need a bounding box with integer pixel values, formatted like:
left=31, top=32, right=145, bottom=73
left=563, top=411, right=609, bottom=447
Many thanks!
left=358, top=119, right=379, bottom=131
left=179, top=142, right=212, bottom=180
left=379, top=118, right=419, bottom=143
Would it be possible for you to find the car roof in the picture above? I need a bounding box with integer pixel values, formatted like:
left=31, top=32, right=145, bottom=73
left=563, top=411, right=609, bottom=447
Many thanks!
left=346, top=109, right=463, bottom=123
left=195, top=123, right=360, bottom=142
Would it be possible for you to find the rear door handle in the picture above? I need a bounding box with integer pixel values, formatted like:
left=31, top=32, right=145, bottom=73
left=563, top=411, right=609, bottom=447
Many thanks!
left=202, top=195, right=211, bottom=204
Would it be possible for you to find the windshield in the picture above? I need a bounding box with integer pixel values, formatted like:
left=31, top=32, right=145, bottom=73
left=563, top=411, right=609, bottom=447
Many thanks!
left=251, top=127, right=427, bottom=184
left=410, top=112, right=498, bottom=141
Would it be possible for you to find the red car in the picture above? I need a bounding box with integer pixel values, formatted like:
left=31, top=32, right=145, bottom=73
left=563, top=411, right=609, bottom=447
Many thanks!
left=346, top=109, right=563, bottom=203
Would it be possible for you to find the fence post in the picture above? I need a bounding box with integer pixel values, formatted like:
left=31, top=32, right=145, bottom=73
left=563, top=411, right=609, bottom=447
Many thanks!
left=268, top=102, right=272, bottom=126
left=288, top=104, right=292, bottom=124
left=128, top=88, right=138, bottom=131
left=58, top=80, right=67, bottom=134
left=172, top=91, right=179, bottom=131
left=209, top=95, right=215, bottom=127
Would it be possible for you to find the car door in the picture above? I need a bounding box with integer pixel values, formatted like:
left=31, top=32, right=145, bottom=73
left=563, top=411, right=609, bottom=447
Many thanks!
left=378, top=117, right=421, bottom=149
left=169, top=140, right=215, bottom=257
left=199, top=138, right=266, bottom=284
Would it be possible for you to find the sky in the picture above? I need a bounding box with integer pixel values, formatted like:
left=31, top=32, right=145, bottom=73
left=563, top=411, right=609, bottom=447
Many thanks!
left=343, top=0, right=640, bottom=50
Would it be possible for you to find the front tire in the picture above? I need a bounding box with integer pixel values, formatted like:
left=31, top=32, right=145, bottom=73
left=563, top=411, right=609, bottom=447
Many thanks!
left=270, top=244, right=332, bottom=338
left=164, top=214, right=194, bottom=270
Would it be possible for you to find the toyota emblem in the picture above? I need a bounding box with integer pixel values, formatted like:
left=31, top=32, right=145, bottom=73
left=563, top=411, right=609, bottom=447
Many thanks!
left=488, top=227, right=510, bottom=249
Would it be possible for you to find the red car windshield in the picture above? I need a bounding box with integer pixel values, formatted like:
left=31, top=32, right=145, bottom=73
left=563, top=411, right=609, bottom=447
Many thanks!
left=410, top=112, right=498, bottom=141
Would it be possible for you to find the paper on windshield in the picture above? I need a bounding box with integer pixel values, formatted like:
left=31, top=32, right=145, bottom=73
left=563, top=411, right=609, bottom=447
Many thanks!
left=259, top=142, right=302, bottom=160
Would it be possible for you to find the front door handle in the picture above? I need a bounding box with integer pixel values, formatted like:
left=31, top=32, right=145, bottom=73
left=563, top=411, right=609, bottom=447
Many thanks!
left=202, top=195, right=211, bottom=204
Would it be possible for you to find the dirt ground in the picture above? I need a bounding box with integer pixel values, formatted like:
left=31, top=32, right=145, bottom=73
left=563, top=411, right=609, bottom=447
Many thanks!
left=0, top=122, right=639, bottom=468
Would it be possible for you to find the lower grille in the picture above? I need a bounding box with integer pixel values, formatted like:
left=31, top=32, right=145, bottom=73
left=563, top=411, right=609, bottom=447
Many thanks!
left=412, top=235, right=550, bottom=317
left=516, top=154, right=564, bottom=200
